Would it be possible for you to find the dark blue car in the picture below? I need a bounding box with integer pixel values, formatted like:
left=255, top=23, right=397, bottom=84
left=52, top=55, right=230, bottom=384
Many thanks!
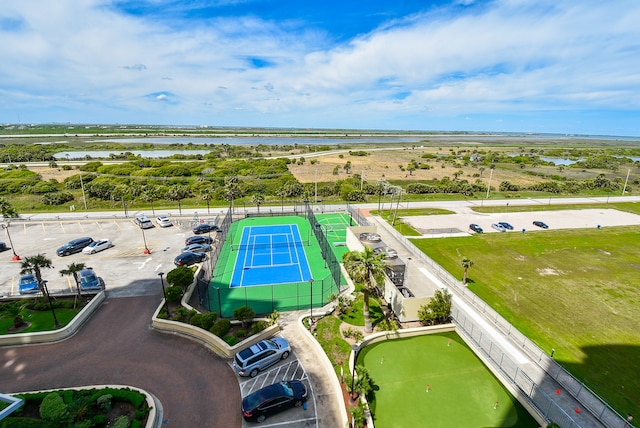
left=242, top=380, right=307, bottom=423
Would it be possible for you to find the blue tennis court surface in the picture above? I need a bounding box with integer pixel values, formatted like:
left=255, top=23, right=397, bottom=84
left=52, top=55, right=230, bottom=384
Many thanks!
left=231, top=224, right=312, bottom=287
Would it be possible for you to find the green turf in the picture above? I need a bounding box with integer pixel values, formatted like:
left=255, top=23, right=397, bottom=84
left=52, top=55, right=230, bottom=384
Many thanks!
left=315, top=212, right=353, bottom=260
left=361, top=333, right=539, bottom=428
left=410, top=227, right=640, bottom=418
left=0, top=308, right=81, bottom=333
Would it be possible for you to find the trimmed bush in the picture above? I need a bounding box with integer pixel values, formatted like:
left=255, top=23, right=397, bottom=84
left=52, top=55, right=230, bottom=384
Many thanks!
left=165, top=285, right=183, bottom=303
left=39, top=392, right=69, bottom=424
left=210, top=319, right=231, bottom=337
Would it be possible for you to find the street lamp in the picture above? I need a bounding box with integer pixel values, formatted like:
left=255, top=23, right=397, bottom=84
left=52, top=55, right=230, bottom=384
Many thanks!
left=309, top=278, right=314, bottom=326
left=41, top=280, right=61, bottom=328
left=141, top=226, right=150, bottom=254
left=2, top=223, right=20, bottom=261
left=158, top=272, right=171, bottom=317
left=350, top=343, right=360, bottom=395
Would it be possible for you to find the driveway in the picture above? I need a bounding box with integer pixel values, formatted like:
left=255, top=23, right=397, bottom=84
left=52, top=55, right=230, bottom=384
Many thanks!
left=0, top=294, right=241, bottom=427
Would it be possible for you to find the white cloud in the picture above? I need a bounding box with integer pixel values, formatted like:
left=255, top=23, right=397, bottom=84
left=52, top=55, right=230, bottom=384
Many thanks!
left=0, top=0, right=639, bottom=135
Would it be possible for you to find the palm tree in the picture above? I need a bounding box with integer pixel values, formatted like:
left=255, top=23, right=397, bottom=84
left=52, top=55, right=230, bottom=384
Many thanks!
left=343, top=247, right=387, bottom=333
left=252, top=192, right=265, bottom=213
left=167, top=185, right=191, bottom=215
left=0, top=196, right=19, bottom=218
left=200, top=186, right=214, bottom=214
left=461, top=257, right=474, bottom=285
left=20, top=254, right=60, bottom=327
left=59, top=262, right=86, bottom=299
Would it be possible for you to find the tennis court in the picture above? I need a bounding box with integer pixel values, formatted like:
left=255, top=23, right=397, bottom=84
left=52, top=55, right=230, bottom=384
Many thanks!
left=230, top=224, right=312, bottom=287
left=315, top=212, right=353, bottom=260
left=209, top=215, right=338, bottom=317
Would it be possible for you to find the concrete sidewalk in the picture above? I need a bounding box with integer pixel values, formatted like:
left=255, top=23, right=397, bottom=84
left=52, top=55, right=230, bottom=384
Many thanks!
left=278, top=310, right=348, bottom=428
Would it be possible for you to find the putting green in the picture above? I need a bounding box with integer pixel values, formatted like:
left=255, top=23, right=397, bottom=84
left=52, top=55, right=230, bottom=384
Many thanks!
left=360, top=333, right=538, bottom=428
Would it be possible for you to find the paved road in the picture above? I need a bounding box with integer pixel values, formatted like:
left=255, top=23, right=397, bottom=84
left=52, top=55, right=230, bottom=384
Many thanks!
left=0, top=294, right=241, bottom=427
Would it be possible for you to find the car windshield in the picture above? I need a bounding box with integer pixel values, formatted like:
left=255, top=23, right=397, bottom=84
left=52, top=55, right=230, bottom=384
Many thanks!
left=280, top=381, right=294, bottom=397
left=20, top=276, right=35, bottom=285
left=80, top=275, right=96, bottom=284
left=245, top=383, right=285, bottom=410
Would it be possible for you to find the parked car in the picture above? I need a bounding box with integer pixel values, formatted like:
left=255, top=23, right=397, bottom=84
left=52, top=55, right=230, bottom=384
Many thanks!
left=82, top=239, right=113, bottom=254
left=134, top=216, right=154, bottom=229
left=241, top=380, right=307, bottom=423
left=0, top=241, right=9, bottom=252
left=533, top=221, right=549, bottom=229
left=18, top=274, right=39, bottom=294
left=78, top=268, right=105, bottom=291
left=469, top=224, right=483, bottom=233
left=156, top=216, right=173, bottom=227
left=498, top=222, right=514, bottom=230
left=174, top=251, right=206, bottom=267
left=491, top=223, right=506, bottom=232
left=57, top=237, right=94, bottom=256
left=233, top=337, right=291, bottom=378
left=193, top=223, right=219, bottom=234
left=373, top=247, right=398, bottom=259
left=185, top=235, right=214, bottom=246
left=181, top=243, right=212, bottom=253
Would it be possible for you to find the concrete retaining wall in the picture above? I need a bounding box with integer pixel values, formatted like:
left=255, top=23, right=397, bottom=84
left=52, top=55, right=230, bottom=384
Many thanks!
left=0, top=291, right=106, bottom=347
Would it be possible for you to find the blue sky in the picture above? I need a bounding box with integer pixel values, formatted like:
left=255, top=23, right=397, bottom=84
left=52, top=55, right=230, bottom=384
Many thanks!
left=1, top=0, right=640, bottom=136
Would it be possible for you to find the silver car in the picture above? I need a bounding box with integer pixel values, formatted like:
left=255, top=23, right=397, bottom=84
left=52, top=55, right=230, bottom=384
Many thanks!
left=233, top=338, right=291, bottom=377
left=491, top=223, right=506, bottom=232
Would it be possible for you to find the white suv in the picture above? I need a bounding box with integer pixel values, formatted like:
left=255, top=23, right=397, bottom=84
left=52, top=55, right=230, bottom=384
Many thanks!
left=233, top=338, right=291, bottom=377
left=134, top=216, right=154, bottom=229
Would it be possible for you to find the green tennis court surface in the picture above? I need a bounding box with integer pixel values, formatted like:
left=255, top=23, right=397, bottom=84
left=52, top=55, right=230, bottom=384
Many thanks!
left=361, top=333, right=539, bottom=428
left=209, top=215, right=340, bottom=317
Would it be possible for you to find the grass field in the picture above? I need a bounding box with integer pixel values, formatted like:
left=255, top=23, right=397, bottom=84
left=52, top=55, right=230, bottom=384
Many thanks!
left=410, top=227, right=640, bottom=418
left=0, top=308, right=81, bottom=334
left=472, top=201, right=640, bottom=215
left=361, top=333, right=539, bottom=428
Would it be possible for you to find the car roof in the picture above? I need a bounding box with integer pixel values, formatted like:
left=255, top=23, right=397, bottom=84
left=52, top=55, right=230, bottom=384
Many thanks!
left=244, top=382, right=287, bottom=410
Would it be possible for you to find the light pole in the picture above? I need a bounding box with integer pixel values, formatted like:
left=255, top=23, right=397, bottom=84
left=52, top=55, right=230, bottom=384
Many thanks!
left=2, top=223, right=20, bottom=261
left=158, top=272, right=171, bottom=317
left=309, top=278, right=314, bottom=326
left=141, top=226, right=150, bottom=254
left=42, top=280, right=61, bottom=328
left=350, top=343, right=360, bottom=397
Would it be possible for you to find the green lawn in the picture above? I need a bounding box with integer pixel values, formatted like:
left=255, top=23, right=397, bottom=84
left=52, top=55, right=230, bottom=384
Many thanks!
left=361, top=333, right=539, bottom=428
left=410, top=227, right=640, bottom=418
left=0, top=308, right=81, bottom=334
left=471, top=201, right=640, bottom=215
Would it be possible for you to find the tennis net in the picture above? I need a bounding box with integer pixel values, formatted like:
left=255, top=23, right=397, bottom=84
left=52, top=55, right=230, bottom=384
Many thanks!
left=231, top=239, right=310, bottom=251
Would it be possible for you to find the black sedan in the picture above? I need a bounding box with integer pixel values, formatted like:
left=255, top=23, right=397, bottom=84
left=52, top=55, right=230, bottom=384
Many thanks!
left=533, top=221, right=549, bottom=229
left=174, top=251, right=207, bottom=267
left=498, top=222, right=514, bottom=230
left=193, top=223, right=219, bottom=234
left=185, top=235, right=214, bottom=246
left=242, top=380, right=307, bottom=423
left=469, top=224, right=483, bottom=233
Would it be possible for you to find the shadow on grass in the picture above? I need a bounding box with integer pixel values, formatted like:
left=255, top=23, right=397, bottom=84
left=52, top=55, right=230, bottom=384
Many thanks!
left=560, top=344, right=640, bottom=422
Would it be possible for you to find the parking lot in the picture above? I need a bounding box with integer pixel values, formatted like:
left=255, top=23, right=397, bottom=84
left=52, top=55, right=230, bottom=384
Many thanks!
left=0, top=215, right=215, bottom=298
left=235, top=347, right=318, bottom=427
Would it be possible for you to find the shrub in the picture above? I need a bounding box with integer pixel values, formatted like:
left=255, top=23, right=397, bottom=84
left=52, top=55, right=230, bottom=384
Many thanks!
left=224, top=336, right=238, bottom=346
left=111, top=415, right=131, bottom=428
left=171, top=307, right=188, bottom=322
left=210, top=319, right=231, bottom=337
left=233, top=305, right=255, bottom=328
left=189, top=312, right=219, bottom=330
left=165, top=285, right=183, bottom=303
left=249, top=320, right=267, bottom=336
left=97, top=394, right=112, bottom=412
left=166, top=266, right=194, bottom=289
left=39, top=392, right=69, bottom=424
left=42, top=191, right=75, bottom=205
left=236, top=329, right=247, bottom=338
